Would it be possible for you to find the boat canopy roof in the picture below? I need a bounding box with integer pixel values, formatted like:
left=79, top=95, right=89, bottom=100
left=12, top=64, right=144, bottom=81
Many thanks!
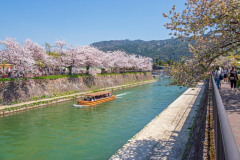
left=84, top=91, right=111, bottom=97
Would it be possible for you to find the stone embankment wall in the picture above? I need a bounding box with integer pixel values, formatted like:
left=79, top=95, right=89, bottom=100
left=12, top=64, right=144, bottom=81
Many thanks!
left=151, top=70, right=170, bottom=76
left=0, top=72, right=153, bottom=105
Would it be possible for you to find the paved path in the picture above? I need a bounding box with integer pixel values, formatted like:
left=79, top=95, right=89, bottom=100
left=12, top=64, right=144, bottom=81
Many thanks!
left=219, top=82, right=240, bottom=151
left=0, top=91, right=89, bottom=110
left=110, top=83, right=205, bottom=160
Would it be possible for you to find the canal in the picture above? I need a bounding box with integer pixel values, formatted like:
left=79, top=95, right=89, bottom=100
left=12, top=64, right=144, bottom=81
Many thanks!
left=0, top=77, right=187, bottom=160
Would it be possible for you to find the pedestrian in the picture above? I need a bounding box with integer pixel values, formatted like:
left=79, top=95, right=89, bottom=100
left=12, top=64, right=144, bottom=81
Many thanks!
left=214, top=66, right=221, bottom=89
left=219, top=66, right=224, bottom=88
left=0, top=71, right=3, bottom=78
left=7, top=68, right=10, bottom=74
left=8, top=71, right=11, bottom=78
left=229, top=67, right=238, bottom=91
left=223, top=68, right=228, bottom=83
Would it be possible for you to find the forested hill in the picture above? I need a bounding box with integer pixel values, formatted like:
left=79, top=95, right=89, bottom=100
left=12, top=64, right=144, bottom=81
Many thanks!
left=91, top=39, right=194, bottom=61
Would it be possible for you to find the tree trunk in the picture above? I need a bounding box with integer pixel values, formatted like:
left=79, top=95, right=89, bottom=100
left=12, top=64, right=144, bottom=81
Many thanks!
left=86, top=65, right=90, bottom=75
left=68, top=66, right=73, bottom=75
left=101, top=68, right=104, bottom=74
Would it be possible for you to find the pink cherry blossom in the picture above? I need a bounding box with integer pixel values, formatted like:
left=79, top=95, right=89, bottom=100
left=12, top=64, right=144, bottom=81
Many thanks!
left=0, top=38, right=153, bottom=77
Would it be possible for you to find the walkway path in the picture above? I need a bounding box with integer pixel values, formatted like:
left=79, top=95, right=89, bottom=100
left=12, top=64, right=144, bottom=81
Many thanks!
left=219, top=83, right=240, bottom=151
left=110, top=83, right=205, bottom=160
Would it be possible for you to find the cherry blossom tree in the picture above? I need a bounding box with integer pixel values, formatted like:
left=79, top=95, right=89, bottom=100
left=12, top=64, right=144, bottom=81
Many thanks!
left=104, top=50, right=153, bottom=72
left=61, top=45, right=85, bottom=75
left=49, top=39, right=68, bottom=74
left=97, top=51, right=113, bottom=73
left=89, top=68, right=99, bottom=76
left=78, top=46, right=103, bottom=75
left=24, top=39, right=54, bottom=76
left=163, top=0, right=240, bottom=87
left=110, top=50, right=129, bottom=72
left=54, top=39, right=67, bottom=54
left=127, top=54, right=139, bottom=70
left=142, top=57, right=153, bottom=71
left=0, top=37, right=35, bottom=75
left=0, top=38, right=153, bottom=77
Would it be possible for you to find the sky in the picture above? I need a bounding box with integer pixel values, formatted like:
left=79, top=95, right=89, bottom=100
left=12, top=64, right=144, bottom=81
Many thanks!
left=0, top=0, right=188, bottom=46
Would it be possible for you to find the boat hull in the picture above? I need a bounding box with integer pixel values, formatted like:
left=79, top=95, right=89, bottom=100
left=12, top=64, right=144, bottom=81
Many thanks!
left=78, top=95, right=116, bottom=106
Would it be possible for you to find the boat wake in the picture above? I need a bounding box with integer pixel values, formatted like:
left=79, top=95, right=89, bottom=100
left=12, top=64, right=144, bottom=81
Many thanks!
left=116, top=92, right=132, bottom=98
left=73, top=104, right=89, bottom=108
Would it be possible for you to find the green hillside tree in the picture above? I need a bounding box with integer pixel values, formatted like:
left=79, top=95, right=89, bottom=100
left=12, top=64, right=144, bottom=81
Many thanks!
left=153, top=62, right=158, bottom=69
left=155, top=58, right=159, bottom=65
left=159, top=60, right=166, bottom=66
left=167, top=59, right=174, bottom=66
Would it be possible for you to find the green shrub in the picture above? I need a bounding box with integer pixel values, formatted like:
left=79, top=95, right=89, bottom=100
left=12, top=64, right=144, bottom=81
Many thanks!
left=237, top=79, right=240, bottom=87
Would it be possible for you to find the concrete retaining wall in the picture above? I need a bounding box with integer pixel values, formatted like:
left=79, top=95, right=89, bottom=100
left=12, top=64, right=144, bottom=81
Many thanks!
left=110, top=82, right=205, bottom=160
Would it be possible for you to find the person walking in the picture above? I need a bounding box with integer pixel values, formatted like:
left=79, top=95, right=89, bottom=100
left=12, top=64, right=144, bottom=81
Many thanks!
left=8, top=70, right=11, bottom=78
left=229, top=67, right=238, bottom=91
left=219, top=66, right=224, bottom=88
left=9, top=72, right=12, bottom=79
left=214, top=66, right=221, bottom=89
left=223, top=68, right=228, bottom=83
left=0, top=71, right=3, bottom=78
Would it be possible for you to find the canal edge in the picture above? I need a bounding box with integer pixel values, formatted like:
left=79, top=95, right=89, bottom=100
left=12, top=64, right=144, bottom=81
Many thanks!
left=110, top=82, right=206, bottom=160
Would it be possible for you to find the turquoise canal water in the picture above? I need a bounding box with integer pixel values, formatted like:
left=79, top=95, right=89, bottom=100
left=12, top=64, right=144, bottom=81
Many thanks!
left=0, top=77, right=187, bottom=160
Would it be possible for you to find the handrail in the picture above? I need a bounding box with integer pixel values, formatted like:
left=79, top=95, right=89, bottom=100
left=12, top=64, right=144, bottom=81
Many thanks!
left=211, top=73, right=240, bottom=160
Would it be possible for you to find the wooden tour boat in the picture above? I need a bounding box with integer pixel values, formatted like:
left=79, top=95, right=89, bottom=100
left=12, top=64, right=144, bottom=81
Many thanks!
left=77, top=91, right=116, bottom=106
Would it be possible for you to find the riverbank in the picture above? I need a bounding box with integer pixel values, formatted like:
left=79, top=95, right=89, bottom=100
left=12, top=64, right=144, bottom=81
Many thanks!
left=110, top=82, right=205, bottom=160
left=0, top=79, right=157, bottom=115
left=0, top=72, right=153, bottom=105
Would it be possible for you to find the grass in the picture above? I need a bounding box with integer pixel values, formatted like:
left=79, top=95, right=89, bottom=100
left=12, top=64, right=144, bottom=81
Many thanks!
left=0, top=78, right=27, bottom=81
left=0, top=72, right=151, bottom=81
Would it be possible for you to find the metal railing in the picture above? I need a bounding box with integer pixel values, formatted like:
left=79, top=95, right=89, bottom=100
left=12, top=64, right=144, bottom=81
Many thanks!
left=211, top=74, right=240, bottom=160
